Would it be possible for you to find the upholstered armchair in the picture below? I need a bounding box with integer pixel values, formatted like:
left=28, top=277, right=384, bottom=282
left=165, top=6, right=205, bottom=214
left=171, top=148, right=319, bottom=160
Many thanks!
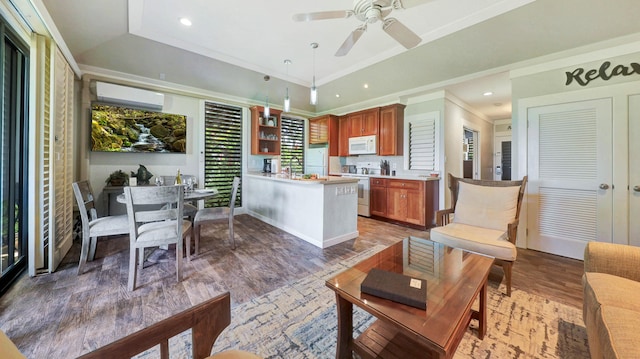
left=430, top=173, right=527, bottom=296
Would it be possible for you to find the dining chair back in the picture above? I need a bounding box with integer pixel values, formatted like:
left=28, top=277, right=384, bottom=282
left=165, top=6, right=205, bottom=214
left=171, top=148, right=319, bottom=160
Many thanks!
left=159, top=175, right=198, bottom=220
left=123, top=185, right=193, bottom=291
left=192, top=177, right=240, bottom=254
left=72, top=181, right=129, bottom=275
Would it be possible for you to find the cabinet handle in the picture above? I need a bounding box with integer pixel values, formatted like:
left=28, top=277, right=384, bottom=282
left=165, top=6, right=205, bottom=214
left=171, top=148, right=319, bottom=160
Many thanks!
left=634, top=185, right=640, bottom=192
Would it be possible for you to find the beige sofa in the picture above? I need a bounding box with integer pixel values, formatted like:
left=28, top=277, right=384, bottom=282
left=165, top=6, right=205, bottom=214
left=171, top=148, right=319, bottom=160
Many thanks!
left=583, top=242, right=640, bottom=358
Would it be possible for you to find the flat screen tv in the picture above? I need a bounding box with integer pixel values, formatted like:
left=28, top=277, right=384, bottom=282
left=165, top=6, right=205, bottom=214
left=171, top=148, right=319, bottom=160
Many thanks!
left=90, top=104, right=187, bottom=153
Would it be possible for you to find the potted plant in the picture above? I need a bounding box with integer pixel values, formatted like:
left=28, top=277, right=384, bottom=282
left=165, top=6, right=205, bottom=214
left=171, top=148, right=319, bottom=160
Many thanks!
left=105, top=170, right=129, bottom=186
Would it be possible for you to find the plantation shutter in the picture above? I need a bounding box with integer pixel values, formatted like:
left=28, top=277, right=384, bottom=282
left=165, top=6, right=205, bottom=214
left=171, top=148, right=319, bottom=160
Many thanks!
left=203, top=102, right=243, bottom=208
left=280, top=116, right=305, bottom=174
left=407, top=112, right=438, bottom=171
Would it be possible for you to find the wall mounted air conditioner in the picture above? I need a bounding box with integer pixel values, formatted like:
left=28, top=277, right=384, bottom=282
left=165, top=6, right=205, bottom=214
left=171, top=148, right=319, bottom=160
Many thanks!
left=95, top=81, right=164, bottom=110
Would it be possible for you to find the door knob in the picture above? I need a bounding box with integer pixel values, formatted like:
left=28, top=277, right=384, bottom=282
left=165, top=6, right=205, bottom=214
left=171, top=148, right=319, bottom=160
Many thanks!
left=599, top=183, right=609, bottom=190
left=634, top=185, right=640, bottom=192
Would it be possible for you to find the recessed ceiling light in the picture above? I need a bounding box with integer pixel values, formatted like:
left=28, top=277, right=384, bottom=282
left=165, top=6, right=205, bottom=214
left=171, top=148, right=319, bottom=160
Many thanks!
left=335, top=94, right=340, bottom=98
left=483, top=91, right=493, bottom=96
left=363, top=83, right=369, bottom=89
left=180, top=18, right=192, bottom=26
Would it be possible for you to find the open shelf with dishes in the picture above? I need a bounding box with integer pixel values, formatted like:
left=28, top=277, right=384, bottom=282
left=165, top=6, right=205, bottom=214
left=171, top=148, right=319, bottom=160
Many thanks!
left=251, top=106, right=281, bottom=155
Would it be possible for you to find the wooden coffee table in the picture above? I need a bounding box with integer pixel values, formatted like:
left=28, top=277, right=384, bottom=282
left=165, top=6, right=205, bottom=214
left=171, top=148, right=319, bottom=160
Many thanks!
left=326, top=236, right=494, bottom=359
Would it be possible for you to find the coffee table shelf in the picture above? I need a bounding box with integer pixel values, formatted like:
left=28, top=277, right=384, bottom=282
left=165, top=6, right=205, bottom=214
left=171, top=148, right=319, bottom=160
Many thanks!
left=354, top=320, right=436, bottom=359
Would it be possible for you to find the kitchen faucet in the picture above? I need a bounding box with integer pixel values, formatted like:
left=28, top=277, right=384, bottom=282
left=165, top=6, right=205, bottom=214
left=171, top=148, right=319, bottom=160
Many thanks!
left=290, top=156, right=302, bottom=178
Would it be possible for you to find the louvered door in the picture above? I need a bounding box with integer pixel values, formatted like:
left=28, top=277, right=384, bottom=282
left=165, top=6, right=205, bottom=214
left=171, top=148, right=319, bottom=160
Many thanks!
left=527, top=98, right=612, bottom=259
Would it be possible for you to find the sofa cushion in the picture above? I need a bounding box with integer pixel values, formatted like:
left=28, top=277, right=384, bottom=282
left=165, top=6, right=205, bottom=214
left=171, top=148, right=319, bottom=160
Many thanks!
left=430, top=222, right=515, bottom=261
left=583, top=272, right=640, bottom=319
left=453, top=182, right=520, bottom=232
left=597, top=305, right=640, bottom=359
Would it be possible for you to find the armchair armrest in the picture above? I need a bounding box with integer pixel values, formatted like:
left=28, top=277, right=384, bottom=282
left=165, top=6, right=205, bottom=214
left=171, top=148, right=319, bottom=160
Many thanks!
left=506, top=219, right=519, bottom=245
left=435, top=208, right=455, bottom=226
left=584, top=242, right=640, bottom=282
left=78, top=292, right=232, bottom=359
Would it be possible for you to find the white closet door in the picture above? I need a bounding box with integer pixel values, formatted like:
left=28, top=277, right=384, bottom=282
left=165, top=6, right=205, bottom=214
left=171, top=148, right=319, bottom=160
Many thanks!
left=527, top=98, right=613, bottom=259
left=629, top=95, right=640, bottom=246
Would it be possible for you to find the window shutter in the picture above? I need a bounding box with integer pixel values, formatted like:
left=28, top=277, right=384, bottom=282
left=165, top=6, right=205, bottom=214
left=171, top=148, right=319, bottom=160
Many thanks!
left=203, top=102, right=243, bottom=208
left=407, top=113, right=438, bottom=171
left=280, top=116, right=305, bottom=173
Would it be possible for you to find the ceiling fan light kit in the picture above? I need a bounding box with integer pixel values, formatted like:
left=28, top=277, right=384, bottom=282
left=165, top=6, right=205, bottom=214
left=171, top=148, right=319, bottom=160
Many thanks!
left=293, top=0, right=423, bottom=57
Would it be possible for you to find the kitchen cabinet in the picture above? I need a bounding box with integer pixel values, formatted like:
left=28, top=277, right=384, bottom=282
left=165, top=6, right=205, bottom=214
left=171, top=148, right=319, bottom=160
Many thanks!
left=338, top=116, right=350, bottom=156
left=309, top=115, right=339, bottom=156
left=370, top=178, right=439, bottom=229
left=251, top=106, right=281, bottom=155
left=370, top=178, right=387, bottom=217
left=349, top=108, right=379, bottom=137
left=378, top=104, right=405, bottom=156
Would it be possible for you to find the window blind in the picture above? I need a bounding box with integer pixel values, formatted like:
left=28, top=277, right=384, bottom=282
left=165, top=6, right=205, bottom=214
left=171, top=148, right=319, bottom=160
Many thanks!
left=280, top=116, right=305, bottom=173
left=408, top=115, right=437, bottom=171
left=203, top=102, right=243, bottom=208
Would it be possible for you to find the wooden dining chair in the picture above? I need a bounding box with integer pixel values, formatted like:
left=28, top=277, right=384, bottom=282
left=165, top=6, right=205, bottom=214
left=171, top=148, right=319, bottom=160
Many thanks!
left=123, top=185, right=193, bottom=291
left=192, top=177, right=240, bottom=255
left=72, top=181, right=130, bottom=275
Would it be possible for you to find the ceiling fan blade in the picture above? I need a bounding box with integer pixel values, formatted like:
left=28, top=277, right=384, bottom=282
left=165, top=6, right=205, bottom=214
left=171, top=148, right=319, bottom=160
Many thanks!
left=382, top=18, right=421, bottom=49
left=335, top=26, right=366, bottom=57
left=292, top=10, right=353, bottom=22
left=392, top=0, right=434, bottom=10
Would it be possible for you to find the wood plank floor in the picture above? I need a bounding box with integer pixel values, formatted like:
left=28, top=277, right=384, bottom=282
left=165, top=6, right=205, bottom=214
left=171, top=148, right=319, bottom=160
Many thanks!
left=0, top=215, right=584, bottom=358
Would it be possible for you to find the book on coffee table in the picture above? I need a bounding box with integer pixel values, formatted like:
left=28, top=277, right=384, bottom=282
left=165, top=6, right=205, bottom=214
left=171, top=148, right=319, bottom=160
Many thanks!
left=360, top=268, right=427, bottom=310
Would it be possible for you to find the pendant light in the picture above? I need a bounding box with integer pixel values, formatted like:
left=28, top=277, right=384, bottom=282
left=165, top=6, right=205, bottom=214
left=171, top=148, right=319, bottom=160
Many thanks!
left=310, top=42, right=318, bottom=105
left=263, top=75, right=270, bottom=119
left=283, top=59, right=291, bottom=112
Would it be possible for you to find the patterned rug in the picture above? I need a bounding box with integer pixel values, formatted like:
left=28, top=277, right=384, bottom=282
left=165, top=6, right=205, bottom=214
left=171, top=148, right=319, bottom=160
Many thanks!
left=139, top=247, right=590, bottom=358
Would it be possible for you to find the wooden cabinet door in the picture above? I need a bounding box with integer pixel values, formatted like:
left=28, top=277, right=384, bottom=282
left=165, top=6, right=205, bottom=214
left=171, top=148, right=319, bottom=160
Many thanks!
left=362, top=108, right=379, bottom=136
left=370, top=178, right=387, bottom=216
left=405, top=188, right=425, bottom=225
left=309, top=116, right=328, bottom=144
left=386, top=187, right=406, bottom=221
left=349, top=112, right=364, bottom=137
left=338, top=116, right=350, bottom=156
left=379, top=104, right=404, bottom=156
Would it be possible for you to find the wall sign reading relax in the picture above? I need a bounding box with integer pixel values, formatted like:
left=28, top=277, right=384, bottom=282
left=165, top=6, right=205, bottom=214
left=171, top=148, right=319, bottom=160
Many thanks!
left=565, top=60, right=640, bottom=86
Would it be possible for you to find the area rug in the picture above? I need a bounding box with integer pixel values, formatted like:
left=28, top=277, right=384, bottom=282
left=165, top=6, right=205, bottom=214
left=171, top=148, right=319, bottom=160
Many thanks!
left=139, top=246, right=590, bottom=358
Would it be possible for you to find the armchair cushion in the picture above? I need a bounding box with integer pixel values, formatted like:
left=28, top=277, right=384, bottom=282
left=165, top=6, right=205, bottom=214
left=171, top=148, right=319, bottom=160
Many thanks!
left=596, top=305, right=640, bottom=359
left=453, top=182, right=521, bottom=232
left=0, top=330, right=26, bottom=359
left=430, top=223, right=516, bottom=261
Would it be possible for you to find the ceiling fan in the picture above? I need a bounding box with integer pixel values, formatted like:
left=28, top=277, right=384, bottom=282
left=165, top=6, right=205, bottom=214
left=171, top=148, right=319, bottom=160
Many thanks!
left=293, top=0, right=427, bottom=57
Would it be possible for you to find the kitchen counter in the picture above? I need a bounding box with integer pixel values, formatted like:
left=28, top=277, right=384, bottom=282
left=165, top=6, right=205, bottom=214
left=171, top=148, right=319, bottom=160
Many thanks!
left=330, top=172, right=441, bottom=182
left=245, top=172, right=359, bottom=248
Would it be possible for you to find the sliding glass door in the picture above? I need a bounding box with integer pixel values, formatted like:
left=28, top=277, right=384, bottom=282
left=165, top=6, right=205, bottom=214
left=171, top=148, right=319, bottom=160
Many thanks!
left=0, top=21, right=29, bottom=295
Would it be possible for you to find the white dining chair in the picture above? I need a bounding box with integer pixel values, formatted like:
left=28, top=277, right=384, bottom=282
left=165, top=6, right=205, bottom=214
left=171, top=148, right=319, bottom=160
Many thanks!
left=192, top=177, right=240, bottom=255
left=123, top=185, right=193, bottom=291
left=159, top=175, right=198, bottom=220
left=72, top=181, right=130, bottom=275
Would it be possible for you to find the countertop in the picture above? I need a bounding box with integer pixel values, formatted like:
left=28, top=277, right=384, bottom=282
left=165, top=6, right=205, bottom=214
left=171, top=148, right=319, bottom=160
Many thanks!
left=329, top=172, right=440, bottom=182
left=247, top=172, right=360, bottom=185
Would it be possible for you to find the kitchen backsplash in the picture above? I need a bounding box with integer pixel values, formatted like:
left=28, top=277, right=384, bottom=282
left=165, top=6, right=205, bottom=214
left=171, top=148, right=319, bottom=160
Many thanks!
left=332, top=154, right=435, bottom=178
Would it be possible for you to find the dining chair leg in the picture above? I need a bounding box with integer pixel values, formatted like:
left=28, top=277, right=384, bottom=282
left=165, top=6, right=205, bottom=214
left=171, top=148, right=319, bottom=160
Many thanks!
left=89, top=236, right=98, bottom=261
left=228, top=216, right=236, bottom=250
left=138, top=248, right=145, bottom=269
left=128, top=247, right=138, bottom=291
left=176, top=239, right=183, bottom=282
left=193, top=223, right=200, bottom=256
left=77, top=234, right=91, bottom=275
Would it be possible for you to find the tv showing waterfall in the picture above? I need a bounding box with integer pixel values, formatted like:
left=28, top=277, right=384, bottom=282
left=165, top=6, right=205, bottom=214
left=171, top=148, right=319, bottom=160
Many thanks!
left=90, top=104, right=187, bottom=153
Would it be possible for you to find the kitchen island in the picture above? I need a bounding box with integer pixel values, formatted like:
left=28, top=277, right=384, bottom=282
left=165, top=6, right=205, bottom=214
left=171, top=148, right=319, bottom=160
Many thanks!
left=245, top=172, right=360, bottom=248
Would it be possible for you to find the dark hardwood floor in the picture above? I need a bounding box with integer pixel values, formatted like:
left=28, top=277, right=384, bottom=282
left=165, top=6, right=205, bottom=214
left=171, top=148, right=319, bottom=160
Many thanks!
left=0, top=215, right=584, bottom=358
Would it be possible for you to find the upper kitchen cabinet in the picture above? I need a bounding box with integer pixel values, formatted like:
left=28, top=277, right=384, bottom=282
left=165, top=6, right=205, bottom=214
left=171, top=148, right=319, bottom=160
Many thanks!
left=251, top=106, right=281, bottom=155
left=349, top=108, right=379, bottom=137
left=338, top=116, right=350, bottom=156
left=378, top=104, right=405, bottom=156
left=309, top=114, right=339, bottom=156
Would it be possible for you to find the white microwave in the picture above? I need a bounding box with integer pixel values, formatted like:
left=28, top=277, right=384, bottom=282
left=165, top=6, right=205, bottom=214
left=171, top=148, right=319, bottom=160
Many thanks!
left=349, top=135, right=377, bottom=155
